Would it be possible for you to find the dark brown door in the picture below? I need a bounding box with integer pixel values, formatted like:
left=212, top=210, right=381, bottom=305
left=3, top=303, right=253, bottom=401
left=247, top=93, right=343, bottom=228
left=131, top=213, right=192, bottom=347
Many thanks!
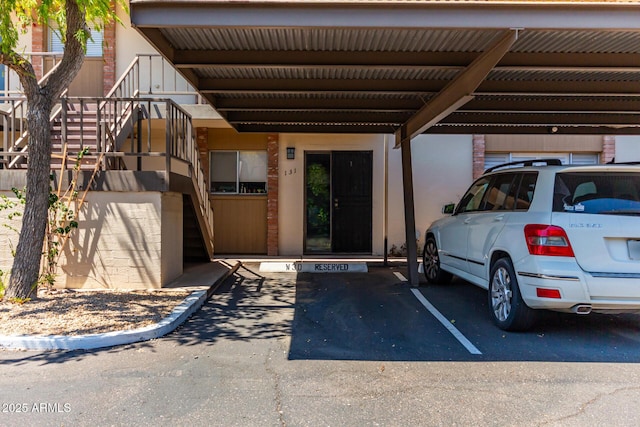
left=331, top=151, right=372, bottom=253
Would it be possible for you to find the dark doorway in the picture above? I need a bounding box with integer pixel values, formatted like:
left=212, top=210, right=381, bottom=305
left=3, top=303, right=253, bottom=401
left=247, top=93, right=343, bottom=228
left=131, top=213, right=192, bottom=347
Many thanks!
left=305, top=151, right=372, bottom=254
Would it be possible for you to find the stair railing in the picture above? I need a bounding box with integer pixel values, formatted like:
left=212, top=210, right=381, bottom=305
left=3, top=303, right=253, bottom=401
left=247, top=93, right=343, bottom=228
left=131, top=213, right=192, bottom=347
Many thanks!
left=3, top=58, right=64, bottom=168
left=95, top=56, right=213, bottom=248
left=163, top=100, right=214, bottom=244
left=1, top=98, right=27, bottom=169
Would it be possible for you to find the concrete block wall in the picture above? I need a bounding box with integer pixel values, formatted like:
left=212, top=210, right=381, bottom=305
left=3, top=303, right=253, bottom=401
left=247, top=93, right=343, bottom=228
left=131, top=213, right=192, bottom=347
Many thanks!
left=0, top=191, right=23, bottom=281
left=0, top=190, right=183, bottom=290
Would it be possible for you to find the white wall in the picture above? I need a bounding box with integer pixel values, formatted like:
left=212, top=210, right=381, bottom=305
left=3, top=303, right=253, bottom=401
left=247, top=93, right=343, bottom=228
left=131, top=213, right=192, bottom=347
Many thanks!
left=615, top=136, right=640, bottom=162
left=115, top=6, right=205, bottom=106
left=116, top=5, right=159, bottom=79
left=387, top=134, right=473, bottom=253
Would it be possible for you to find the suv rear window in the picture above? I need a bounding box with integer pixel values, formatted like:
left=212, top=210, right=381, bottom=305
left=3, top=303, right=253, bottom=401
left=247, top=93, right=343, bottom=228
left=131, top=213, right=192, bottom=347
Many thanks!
left=553, top=172, right=640, bottom=215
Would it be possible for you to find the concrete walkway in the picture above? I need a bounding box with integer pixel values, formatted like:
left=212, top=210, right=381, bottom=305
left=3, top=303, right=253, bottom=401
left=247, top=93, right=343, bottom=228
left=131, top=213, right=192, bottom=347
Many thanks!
left=0, top=260, right=240, bottom=351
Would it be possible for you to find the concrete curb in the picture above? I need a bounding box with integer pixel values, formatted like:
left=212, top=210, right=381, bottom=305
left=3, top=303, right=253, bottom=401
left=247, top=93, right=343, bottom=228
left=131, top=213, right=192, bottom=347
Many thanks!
left=0, top=290, right=208, bottom=351
left=0, top=261, right=240, bottom=351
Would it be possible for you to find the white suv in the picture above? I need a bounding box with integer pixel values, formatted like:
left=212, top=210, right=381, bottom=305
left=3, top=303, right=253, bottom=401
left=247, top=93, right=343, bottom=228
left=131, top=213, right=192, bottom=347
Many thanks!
left=423, top=159, right=640, bottom=331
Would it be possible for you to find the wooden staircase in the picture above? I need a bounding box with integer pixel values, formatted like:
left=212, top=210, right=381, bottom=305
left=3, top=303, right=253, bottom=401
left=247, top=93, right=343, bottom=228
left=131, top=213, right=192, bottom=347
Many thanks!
left=50, top=101, right=103, bottom=171
left=183, top=195, right=210, bottom=261
left=4, top=55, right=215, bottom=262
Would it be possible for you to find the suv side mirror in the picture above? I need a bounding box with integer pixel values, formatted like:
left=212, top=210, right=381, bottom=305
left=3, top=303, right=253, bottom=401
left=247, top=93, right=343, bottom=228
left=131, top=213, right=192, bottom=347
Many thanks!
left=442, top=203, right=456, bottom=214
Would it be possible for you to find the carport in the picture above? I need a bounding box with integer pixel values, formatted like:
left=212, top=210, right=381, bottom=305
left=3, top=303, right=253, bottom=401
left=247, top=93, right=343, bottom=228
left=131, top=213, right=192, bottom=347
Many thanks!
left=130, top=0, right=640, bottom=285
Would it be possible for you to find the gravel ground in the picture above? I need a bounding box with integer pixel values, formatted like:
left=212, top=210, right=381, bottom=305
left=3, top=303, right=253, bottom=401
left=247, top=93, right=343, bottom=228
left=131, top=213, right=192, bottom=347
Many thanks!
left=0, top=288, right=190, bottom=336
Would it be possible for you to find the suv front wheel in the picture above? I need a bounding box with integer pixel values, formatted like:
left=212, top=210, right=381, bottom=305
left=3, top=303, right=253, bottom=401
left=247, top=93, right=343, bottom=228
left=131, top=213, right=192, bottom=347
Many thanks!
left=488, top=258, right=536, bottom=331
left=423, top=236, right=452, bottom=284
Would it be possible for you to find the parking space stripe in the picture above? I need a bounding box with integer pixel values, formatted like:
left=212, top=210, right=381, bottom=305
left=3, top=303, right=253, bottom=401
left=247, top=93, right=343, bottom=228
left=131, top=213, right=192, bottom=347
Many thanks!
left=410, top=289, right=482, bottom=355
left=394, top=271, right=481, bottom=355
left=393, top=272, right=407, bottom=282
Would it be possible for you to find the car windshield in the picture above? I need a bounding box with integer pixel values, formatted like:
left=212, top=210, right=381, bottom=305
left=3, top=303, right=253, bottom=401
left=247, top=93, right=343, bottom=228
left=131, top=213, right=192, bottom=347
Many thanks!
left=553, top=171, right=640, bottom=215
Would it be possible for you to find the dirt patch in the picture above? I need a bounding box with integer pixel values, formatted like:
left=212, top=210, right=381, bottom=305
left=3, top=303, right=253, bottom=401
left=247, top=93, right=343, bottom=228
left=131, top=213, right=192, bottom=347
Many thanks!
left=0, top=289, right=191, bottom=336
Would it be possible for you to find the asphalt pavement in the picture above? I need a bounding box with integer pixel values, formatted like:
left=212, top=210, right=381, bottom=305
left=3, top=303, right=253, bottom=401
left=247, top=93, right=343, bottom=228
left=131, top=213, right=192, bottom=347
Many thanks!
left=2, top=263, right=640, bottom=426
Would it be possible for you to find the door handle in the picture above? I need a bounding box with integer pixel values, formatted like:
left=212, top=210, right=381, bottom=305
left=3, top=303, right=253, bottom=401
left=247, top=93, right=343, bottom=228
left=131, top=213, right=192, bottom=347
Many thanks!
left=334, top=198, right=339, bottom=208
left=494, top=215, right=504, bottom=221
left=464, top=218, right=472, bottom=224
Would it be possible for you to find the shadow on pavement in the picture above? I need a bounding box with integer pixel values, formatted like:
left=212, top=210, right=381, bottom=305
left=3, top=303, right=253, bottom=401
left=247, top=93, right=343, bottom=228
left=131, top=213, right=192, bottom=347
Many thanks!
left=6, top=267, right=640, bottom=365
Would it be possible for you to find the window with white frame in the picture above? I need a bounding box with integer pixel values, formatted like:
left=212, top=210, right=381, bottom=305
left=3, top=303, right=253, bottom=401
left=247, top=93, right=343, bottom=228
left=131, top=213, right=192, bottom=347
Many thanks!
left=210, top=151, right=267, bottom=194
left=484, top=152, right=599, bottom=171
left=49, top=26, right=104, bottom=57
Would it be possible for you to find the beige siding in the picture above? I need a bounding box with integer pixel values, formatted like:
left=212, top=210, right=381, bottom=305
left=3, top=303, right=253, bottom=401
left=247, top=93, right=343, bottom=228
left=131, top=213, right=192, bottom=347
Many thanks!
left=486, top=135, right=602, bottom=152
left=212, top=196, right=267, bottom=254
left=208, top=128, right=269, bottom=254
left=209, top=128, right=268, bottom=150
left=44, top=57, right=104, bottom=97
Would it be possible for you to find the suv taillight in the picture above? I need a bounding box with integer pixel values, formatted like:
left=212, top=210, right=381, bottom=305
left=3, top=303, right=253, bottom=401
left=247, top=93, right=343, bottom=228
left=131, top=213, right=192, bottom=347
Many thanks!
left=524, top=224, right=575, bottom=257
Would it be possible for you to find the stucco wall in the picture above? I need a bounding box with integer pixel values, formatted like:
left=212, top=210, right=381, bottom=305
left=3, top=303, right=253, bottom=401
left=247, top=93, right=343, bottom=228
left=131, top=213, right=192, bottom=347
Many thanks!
left=116, top=5, right=157, bottom=79
left=615, top=136, right=640, bottom=162
left=0, top=191, right=183, bottom=290
left=387, top=134, right=473, bottom=254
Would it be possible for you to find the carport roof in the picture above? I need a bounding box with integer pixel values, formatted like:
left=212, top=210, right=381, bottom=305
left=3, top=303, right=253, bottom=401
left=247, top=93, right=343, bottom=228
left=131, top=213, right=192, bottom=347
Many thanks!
left=130, top=0, right=640, bottom=138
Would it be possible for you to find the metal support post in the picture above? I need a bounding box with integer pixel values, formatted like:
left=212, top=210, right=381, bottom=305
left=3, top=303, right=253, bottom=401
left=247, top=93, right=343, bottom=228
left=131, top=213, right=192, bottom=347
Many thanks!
left=399, top=130, right=419, bottom=286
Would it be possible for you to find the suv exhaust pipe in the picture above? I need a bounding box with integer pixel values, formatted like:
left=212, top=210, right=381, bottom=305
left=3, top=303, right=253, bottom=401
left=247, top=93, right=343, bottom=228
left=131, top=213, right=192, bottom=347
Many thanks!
left=572, top=304, right=592, bottom=315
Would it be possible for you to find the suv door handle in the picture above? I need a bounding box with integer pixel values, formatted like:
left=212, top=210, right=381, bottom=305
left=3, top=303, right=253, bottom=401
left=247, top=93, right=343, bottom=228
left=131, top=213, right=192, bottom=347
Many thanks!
left=464, top=218, right=472, bottom=224
left=494, top=215, right=505, bottom=221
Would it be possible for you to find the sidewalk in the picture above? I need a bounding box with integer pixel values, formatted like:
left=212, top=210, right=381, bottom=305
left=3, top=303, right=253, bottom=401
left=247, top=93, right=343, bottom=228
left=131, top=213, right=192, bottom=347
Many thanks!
left=0, top=260, right=240, bottom=351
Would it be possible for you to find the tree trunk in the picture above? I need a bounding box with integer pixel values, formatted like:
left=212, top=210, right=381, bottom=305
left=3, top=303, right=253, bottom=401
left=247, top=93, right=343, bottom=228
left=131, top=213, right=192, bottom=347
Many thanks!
left=3, top=0, right=87, bottom=300
left=4, top=94, right=54, bottom=300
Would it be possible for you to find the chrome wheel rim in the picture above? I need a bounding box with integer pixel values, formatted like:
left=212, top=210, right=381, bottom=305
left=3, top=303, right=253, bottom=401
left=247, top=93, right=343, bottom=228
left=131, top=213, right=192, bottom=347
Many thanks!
left=491, top=266, right=513, bottom=322
left=424, top=241, right=440, bottom=280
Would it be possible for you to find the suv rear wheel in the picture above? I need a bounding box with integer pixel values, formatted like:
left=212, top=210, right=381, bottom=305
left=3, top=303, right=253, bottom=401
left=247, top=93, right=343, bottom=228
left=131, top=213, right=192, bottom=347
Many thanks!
left=488, top=258, right=536, bottom=331
left=423, top=236, right=452, bottom=284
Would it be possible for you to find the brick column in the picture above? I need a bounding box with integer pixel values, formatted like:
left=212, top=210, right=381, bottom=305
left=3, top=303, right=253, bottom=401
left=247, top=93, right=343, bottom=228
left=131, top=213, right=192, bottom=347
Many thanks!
left=472, top=134, right=486, bottom=179
left=267, top=134, right=279, bottom=256
left=31, top=23, right=46, bottom=80
left=601, top=135, right=616, bottom=164
left=102, top=15, right=117, bottom=95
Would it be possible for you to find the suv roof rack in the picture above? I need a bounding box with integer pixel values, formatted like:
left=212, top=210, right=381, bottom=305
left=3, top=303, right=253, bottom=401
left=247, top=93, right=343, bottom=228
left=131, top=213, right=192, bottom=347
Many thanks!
left=484, top=158, right=563, bottom=174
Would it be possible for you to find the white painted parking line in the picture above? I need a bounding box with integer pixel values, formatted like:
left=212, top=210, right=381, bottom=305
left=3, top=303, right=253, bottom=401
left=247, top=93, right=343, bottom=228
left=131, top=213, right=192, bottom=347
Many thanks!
left=394, top=272, right=482, bottom=355
left=394, top=272, right=407, bottom=281
left=410, top=289, right=482, bottom=355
